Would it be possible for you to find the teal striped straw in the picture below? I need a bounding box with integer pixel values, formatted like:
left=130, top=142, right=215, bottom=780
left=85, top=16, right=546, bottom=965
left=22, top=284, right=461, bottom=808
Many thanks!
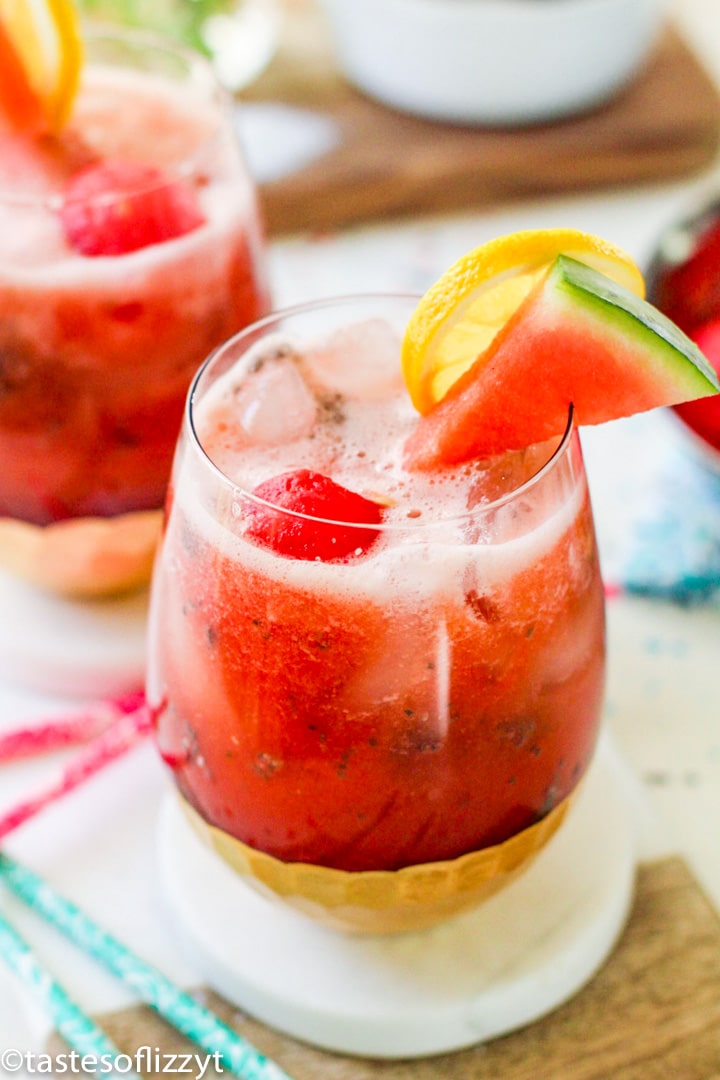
left=0, top=909, right=139, bottom=1079
left=0, top=854, right=294, bottom=1080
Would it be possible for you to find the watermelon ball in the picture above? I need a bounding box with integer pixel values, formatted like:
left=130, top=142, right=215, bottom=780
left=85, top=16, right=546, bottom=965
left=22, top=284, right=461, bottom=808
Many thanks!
left=244, top=469, right=385, bottom=562
left=60, top=159, right=206, bottom=256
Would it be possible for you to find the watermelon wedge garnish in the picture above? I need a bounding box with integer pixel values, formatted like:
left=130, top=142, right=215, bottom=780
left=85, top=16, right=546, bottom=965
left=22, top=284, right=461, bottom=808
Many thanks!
left=404, top=255, right=720, bottom=470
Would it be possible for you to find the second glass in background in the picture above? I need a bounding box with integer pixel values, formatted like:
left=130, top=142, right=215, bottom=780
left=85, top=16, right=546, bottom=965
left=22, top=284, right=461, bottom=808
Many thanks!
left=0, top=24, right=269, bottom=528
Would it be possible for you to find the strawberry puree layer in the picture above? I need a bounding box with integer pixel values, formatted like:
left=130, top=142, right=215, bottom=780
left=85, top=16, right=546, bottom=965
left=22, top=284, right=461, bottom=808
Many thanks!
left=0, top=66, right=268, bottom=524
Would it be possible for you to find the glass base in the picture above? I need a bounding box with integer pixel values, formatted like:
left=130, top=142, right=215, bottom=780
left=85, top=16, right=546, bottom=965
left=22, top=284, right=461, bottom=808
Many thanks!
left=0, top=567, right=147, bottom=698
left=157, top=734, right=637, bottom=1059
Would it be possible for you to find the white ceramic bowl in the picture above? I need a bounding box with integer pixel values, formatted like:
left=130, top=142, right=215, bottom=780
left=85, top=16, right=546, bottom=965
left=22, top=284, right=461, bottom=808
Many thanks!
left=318, top=0, right=663, bottom=126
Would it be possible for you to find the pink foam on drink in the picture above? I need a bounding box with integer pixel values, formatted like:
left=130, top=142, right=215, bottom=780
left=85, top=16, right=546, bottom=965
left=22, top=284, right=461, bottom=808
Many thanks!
left=196, top=319, right=576, bottom=540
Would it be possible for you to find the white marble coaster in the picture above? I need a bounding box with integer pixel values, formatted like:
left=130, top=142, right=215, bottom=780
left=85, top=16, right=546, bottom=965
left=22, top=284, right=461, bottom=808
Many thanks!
left=0, top=569, right=148, bottom=698
left=158, top=735, right=637, bottom=1059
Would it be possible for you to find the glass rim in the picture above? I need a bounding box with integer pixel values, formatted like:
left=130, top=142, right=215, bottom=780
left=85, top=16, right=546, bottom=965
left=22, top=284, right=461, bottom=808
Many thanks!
left=0, top=21, right=235, bottom=209
left=185, top=293, right=579, bottom=532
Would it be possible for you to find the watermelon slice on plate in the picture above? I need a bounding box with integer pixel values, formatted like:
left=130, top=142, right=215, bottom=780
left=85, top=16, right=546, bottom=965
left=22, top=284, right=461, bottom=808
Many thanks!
left=404, top=255, right=720, bottom=470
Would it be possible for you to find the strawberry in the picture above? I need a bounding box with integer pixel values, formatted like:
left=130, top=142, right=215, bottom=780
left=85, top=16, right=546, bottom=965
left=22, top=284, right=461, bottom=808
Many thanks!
left=674, top=318, right=720, bottom=451
left=244, top=469, right=384, bottom=562
left=60, top=159, right=206, bottom=256
left=649, top=212, right=720, bottom=332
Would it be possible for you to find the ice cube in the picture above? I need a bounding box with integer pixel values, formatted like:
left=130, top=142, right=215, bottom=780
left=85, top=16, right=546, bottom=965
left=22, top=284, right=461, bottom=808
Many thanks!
left=306, top=319, right=405, bottom=400
left=465, top=442, right=553, bottom=509
left=234, top=354, right=318, bottom=445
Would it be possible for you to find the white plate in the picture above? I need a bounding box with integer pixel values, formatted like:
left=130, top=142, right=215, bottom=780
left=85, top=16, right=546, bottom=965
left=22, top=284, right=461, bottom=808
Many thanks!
left=319, top=0, right=662, bottom=125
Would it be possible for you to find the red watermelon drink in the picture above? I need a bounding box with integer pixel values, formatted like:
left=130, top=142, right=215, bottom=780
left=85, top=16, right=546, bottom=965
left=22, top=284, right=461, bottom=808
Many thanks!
left=147, top=295, right=606, bottom=877
left=147, top=233, right=717, bottom=929
left=0, top=25, right=268, bottom=528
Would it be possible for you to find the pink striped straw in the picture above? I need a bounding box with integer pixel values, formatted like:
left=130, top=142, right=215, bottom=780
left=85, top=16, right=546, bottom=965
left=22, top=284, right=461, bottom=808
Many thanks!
left=0, top=704, right=153, bottom=841
left=0, top=691, right=145, bottom=764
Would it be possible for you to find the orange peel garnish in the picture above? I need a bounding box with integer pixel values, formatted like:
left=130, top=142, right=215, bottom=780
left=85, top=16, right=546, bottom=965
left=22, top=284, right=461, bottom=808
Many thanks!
left=0, top=0, right=83, bottom=133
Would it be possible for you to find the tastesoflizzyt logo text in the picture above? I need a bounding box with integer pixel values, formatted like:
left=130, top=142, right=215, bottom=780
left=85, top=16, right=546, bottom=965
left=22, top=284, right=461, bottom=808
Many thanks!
left=0, top=1046, right=224, bottom=1076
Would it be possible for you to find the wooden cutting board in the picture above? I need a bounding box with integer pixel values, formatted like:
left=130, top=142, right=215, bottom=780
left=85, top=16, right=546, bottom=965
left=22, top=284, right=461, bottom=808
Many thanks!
left=51, top=858, right=720, bottom=1078
left=245, top=3, right=720, bottom=236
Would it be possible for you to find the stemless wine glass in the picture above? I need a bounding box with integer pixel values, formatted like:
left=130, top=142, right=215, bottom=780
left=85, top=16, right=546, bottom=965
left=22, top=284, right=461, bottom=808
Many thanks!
left=147, top=296, right=606, bottom=933
left=0, top=23, right=269, bottom=592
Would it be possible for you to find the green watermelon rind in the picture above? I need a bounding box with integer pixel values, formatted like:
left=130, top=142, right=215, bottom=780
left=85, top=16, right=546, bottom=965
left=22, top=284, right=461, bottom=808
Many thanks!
left=551, top=256, right=720, bottom=396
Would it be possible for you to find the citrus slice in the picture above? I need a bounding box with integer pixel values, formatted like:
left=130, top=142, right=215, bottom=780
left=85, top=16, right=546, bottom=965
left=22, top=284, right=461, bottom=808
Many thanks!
left=404, top=254, right=720, bottom=470
left=402, top=228, right=646, bottom=414
left=0, top=0, right=83, bottom=132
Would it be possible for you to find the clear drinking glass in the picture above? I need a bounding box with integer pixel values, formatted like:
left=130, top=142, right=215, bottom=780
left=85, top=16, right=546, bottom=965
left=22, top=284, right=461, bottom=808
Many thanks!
left=147, top=295, right=606, bottom=910
left=0, top=25, right=270, bottom=527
